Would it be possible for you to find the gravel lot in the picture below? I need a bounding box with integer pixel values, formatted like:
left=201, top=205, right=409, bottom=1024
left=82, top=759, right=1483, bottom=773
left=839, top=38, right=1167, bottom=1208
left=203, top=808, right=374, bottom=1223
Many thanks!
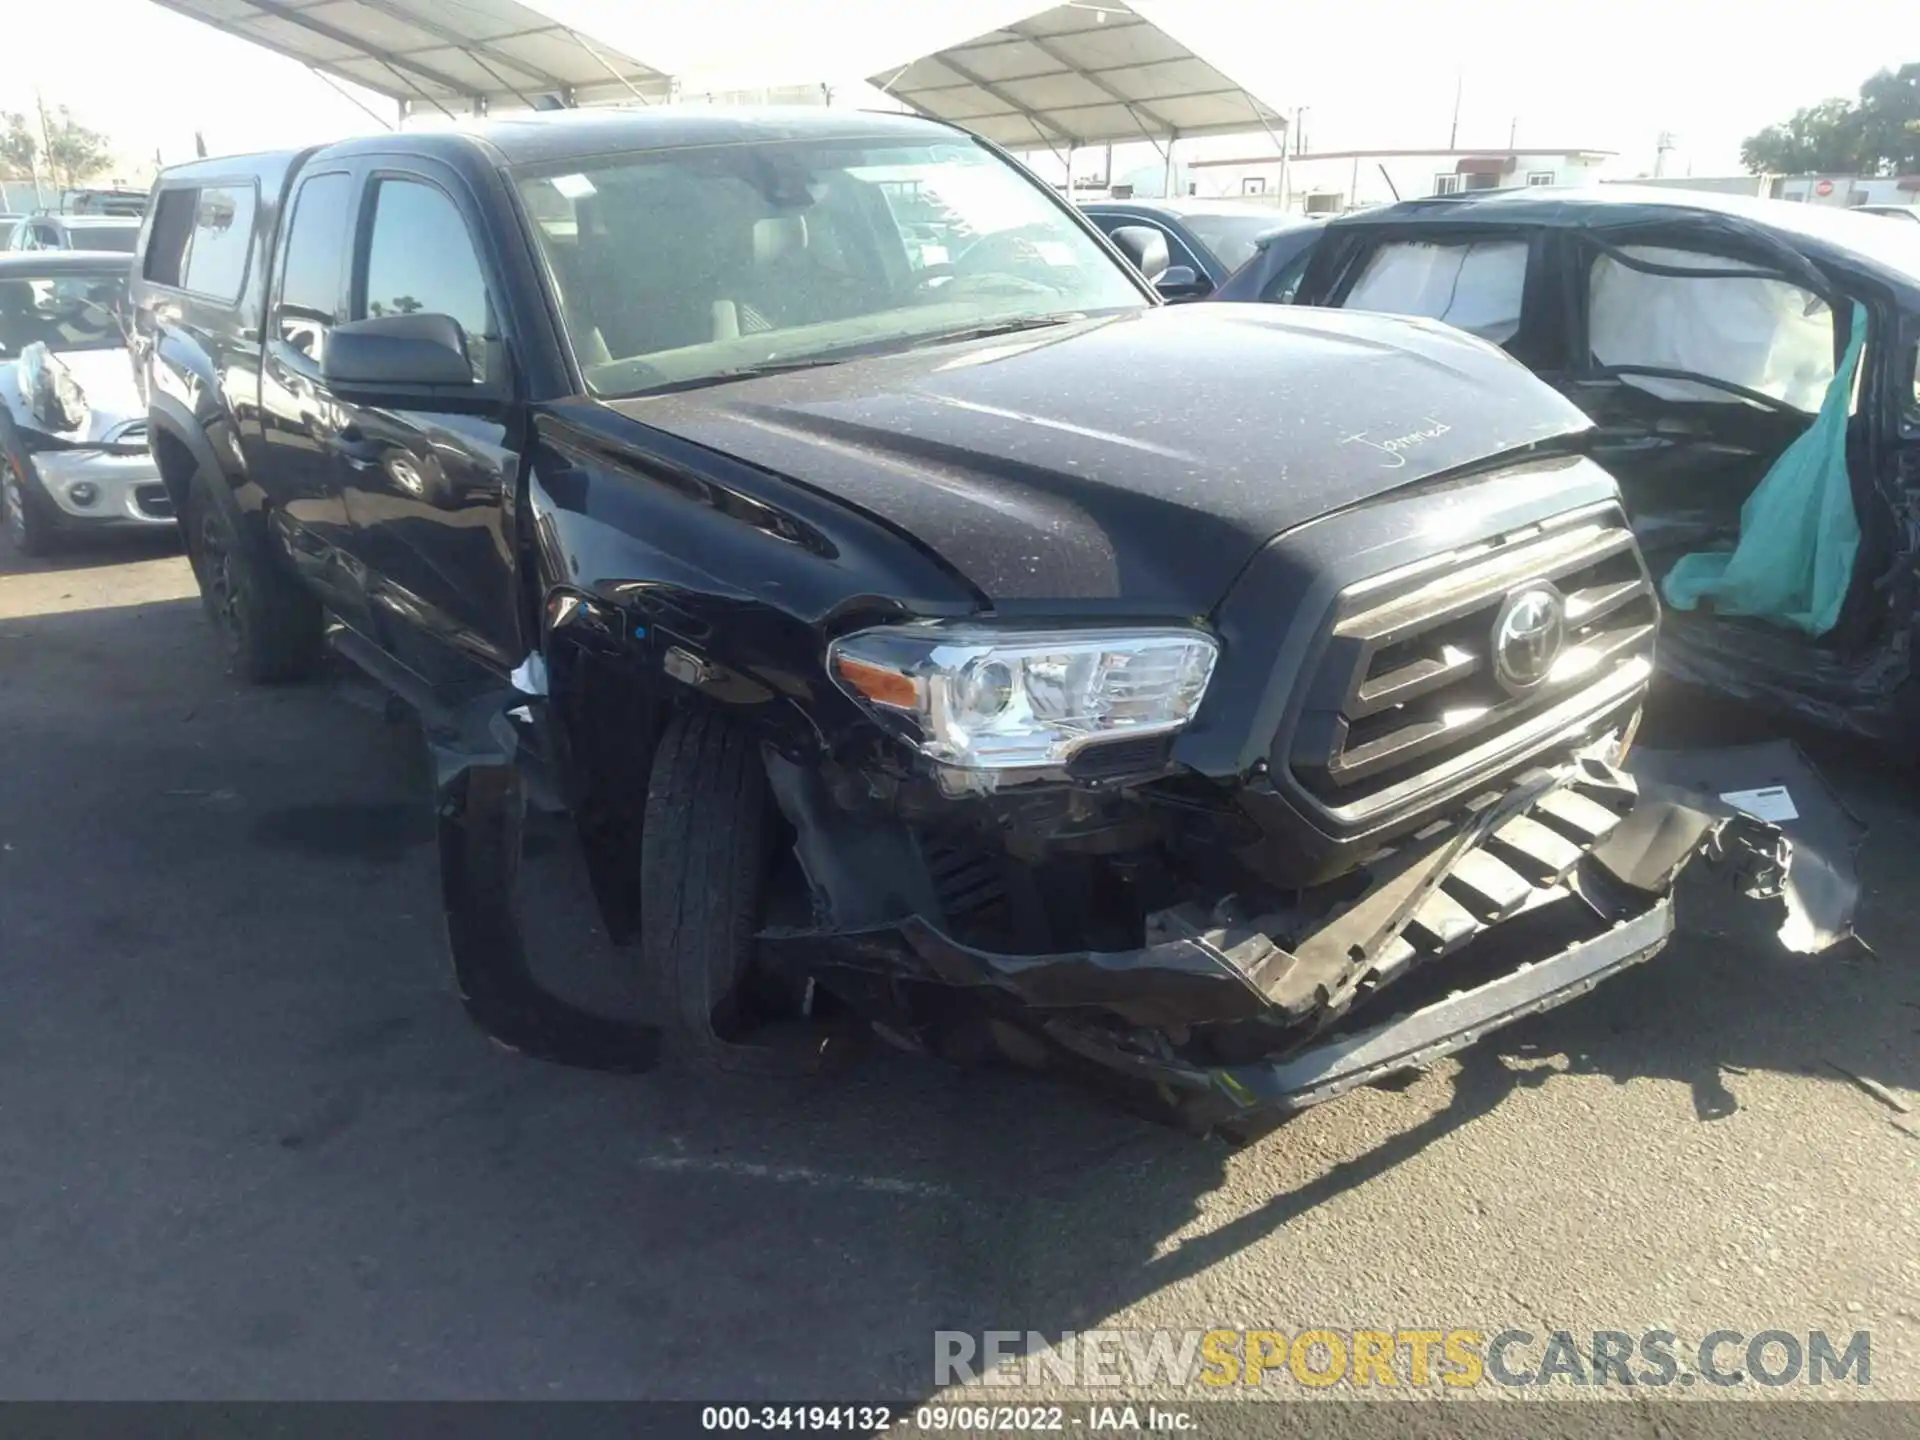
left=1, top=535, right=1915, bottom=1404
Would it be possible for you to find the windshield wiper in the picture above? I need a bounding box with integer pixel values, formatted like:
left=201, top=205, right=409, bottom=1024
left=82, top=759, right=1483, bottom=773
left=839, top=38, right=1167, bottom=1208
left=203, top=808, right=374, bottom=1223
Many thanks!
left=638, top=355, right=855, bottom=397
left=921, top=312, right=1087, bottom=346
left=624, top=316, right=1090, bottom=399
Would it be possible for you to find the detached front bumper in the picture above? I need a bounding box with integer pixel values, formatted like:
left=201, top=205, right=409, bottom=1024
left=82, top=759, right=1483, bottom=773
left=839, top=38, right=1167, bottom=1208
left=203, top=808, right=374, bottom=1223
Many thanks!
left=765, top=741, right=1861, bottom=1130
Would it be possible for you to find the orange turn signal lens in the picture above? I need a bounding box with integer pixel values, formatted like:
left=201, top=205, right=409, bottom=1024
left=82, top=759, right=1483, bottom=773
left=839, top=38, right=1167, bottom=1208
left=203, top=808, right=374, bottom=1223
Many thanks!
left=834, top=655, right=920, bottom=710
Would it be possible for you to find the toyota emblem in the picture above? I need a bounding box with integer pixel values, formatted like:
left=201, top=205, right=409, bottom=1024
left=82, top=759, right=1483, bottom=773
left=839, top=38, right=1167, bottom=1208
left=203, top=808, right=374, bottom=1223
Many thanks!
left=1491, top=583, right=1566, bottom=693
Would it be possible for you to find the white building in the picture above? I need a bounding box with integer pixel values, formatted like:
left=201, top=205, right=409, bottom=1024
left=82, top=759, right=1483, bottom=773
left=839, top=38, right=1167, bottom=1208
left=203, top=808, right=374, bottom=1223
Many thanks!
left=1603, top=173, right=1920, bottom=212
left=1180, top=146, right=1617, bottom=215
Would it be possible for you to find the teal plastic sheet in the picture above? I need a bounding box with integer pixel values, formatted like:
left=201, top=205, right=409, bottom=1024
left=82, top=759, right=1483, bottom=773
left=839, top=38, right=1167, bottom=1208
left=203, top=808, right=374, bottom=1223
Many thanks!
left=1661, top=302, right=1868, bottom=637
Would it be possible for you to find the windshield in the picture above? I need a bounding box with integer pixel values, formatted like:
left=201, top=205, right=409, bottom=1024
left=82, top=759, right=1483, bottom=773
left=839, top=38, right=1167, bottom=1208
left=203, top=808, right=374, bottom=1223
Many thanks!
left=0, top=268, right=130, bottom=357
left=515, top=137, right=1146, bottom=398
left=71, top=223, right=140, bottom=254
left=1180, top=212, right=1286, bottom=273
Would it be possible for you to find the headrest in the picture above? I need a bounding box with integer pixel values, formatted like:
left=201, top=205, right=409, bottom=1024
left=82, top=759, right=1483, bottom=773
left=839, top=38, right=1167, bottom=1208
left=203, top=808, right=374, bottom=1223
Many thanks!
left=753, top=215, right=809, bottom=265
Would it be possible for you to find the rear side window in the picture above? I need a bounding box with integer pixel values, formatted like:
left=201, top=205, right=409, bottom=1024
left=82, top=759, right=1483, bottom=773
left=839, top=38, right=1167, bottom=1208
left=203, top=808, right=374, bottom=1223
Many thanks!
left=144, top=188, right=196, bottom=285
left=1587, top=245, right=1835, bottom=412
left=181, top=187, right=257, bottom=300
left=274, top=171, right=353, bottom=364
left=1342, top=237, right=1529, bottom=343
left=357, top=178, right=491, bottom=379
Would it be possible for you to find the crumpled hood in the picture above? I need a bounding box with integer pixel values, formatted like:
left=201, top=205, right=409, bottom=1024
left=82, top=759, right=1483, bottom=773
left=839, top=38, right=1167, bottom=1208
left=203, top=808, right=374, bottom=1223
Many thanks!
left=606, top=304, right=1594, bottom=606
left=2, top=344, right=141, bottom=442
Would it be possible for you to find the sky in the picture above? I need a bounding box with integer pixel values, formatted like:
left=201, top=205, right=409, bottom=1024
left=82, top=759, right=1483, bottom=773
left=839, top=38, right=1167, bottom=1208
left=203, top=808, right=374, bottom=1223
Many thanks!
left=0, top=0, right=1906, bottom=189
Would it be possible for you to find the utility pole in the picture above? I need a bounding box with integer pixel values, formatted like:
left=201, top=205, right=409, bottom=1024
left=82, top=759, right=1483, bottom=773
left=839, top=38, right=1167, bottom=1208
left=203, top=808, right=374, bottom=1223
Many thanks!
left=1449, top=72, right=1462, bottom=149
left=1654, top=130, right=1677, bottom=179
left=1508, top=115, right=1518, bottom=150
left=1281, top=105, right=1307, bottom=211
left=35, top=91, right=56, bottom=201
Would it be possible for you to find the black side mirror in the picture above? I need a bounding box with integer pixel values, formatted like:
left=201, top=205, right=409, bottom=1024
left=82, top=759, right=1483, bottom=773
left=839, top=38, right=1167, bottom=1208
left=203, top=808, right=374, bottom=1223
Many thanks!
left=1155, top=265, right=1214, bottom=301
left=1109, top=224, right=1170, bottom=281
left=324, top=312, right=476, bottom=396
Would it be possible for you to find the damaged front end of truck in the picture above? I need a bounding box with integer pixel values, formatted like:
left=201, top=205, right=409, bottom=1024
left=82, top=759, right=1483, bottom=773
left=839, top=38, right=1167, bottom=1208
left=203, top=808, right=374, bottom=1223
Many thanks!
left=739, top=497, right=1867, bottom=1133
left=427, top=453, right=1867, bottom=1134
left=759, top=734, right=1859, bottom=1133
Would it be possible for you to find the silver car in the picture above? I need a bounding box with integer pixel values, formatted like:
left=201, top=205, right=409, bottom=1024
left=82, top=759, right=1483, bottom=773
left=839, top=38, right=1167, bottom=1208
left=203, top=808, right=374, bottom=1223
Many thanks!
left=0, top=251, right=171, bottom=554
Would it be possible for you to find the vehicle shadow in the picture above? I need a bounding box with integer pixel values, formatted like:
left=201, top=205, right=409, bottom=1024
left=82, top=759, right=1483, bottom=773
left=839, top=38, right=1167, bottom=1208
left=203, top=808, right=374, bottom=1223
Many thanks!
left=0, top=526, right=182, bottom=577
left=1, top=589, right=1913, bottom=1400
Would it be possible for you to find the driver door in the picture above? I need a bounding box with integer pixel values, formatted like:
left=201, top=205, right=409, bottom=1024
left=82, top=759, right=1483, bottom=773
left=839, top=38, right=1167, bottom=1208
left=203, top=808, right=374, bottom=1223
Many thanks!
left=333, top=159, right=521, bottom=691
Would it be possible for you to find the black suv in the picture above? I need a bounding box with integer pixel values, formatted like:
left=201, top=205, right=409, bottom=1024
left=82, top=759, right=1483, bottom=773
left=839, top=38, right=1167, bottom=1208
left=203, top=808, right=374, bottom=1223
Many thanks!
left=129, top=110, right=1844, bottom=1132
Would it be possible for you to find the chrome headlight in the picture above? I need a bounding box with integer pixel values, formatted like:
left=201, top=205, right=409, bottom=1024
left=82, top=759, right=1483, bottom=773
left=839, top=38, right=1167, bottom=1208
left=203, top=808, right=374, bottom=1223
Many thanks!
left=828, top=625, right=1219, bottom=775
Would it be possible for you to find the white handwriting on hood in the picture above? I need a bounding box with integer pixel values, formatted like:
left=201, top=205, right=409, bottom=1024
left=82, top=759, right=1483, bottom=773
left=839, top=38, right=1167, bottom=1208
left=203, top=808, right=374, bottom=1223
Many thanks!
left=1339, top=416, right=1452, bottom=469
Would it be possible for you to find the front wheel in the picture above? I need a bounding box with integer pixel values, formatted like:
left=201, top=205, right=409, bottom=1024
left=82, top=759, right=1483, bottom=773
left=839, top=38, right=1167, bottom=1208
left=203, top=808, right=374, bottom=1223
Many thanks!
left=1, top=443, right=60, bottom=557
left=638, top=710, right=779, bottom=1063
left=184, top=467, right=324, bottom=683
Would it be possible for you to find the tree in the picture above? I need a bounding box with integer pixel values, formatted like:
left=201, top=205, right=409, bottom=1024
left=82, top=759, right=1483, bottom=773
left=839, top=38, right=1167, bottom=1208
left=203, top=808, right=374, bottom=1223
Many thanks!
left=0, top=111, right=37, bottom=181
left=41, top=105, right=113, bottom=189
left=1741, top=62, right=1920, bottom=175
left=1739, top=97, right=1863, bottom=175
left=1852, top=62, right=1920, bottom=176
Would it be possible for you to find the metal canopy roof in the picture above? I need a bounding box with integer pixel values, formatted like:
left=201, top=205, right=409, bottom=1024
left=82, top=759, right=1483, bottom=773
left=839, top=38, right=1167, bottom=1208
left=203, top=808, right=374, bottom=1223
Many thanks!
left=147, top=0, right=673, bottom=113
left=869, top=2, right=1283, bottom=150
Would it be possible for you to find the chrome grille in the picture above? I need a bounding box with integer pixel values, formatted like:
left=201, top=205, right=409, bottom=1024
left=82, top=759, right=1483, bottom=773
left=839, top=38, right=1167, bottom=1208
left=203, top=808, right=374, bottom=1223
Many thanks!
left=1287, top=507, right=1658, bottom=819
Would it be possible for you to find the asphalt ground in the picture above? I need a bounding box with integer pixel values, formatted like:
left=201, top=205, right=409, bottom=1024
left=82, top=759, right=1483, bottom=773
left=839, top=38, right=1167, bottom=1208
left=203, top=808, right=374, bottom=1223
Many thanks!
left=1, top=532, right=1915, bottom=1408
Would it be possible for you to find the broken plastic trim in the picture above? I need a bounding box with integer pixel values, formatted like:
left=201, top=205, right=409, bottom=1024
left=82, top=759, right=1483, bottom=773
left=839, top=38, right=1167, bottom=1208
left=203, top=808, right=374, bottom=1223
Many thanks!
left=1620, top=740, right=1865, bottom=953
left=756, top=742, right=1860, bottom=1126
left=1178, top=894, right=1677, bottom=1121
left=425, top=695, right=661, bottom=1073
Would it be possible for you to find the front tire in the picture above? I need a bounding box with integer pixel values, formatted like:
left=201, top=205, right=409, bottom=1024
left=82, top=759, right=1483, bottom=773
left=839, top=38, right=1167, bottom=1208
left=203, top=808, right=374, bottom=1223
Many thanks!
left=638, top=710, right=776, bottom=1062
left=183, top=467, right=323, bottom=683
left=1, top=444, right=61, bottom=557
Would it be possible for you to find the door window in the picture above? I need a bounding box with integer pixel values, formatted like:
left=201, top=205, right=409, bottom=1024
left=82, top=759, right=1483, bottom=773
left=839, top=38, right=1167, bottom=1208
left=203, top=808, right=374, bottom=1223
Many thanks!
left=1341, top=237, right=1529, bottom=343
left=358, top=178, right=491, bottom=380
left=1587, top=245, right=1835, bottom=411
left=274, top=171, right=353, bottom=365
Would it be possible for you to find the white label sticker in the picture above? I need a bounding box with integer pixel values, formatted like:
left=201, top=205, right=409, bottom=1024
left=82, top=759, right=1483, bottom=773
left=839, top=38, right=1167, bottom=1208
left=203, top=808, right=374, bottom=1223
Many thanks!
left=1719, top=785, right=1798, bottom=823
left=550, top=172, right=597, bottom=200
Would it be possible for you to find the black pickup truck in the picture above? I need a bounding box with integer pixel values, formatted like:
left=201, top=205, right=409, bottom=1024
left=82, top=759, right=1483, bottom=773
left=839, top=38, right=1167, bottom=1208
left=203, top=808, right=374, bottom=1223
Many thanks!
left=129, top=109, right=1858, bottom=1133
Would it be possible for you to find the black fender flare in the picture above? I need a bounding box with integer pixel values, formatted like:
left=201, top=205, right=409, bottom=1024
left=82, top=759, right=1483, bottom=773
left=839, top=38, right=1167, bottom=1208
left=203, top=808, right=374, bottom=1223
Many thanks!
left=147, top=394, right=289, bottom=564
left=146, top=395, right=232, bottom=509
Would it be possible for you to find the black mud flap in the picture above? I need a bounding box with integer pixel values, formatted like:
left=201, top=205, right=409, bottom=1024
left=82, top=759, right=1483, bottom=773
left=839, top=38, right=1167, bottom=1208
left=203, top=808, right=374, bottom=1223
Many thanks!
left=1620, top=739, right=1865, bottom=953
